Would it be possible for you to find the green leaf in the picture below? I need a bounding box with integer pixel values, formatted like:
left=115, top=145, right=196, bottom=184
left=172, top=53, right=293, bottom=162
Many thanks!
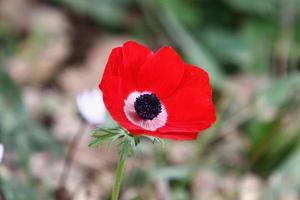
left=143, top=135, right=164, bottom=145
left=88, top=138, right=102, bottom=147
left=89, top=127, right=162, bottom=159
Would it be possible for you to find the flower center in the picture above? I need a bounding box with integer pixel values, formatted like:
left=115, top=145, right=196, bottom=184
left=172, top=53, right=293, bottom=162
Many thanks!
left=134, top=93, right=162, bottom=120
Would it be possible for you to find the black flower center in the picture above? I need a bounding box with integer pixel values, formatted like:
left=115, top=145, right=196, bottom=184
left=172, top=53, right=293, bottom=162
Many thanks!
left=134, top=93, right=162, bottom=120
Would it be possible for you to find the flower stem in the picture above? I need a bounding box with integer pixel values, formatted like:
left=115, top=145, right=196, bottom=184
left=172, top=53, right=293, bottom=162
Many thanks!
left=111, top=152, right=128, bottom=200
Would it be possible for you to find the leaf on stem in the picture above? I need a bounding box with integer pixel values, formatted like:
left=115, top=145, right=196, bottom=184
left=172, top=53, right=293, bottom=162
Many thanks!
left=89, top=127, right=162, bottom=158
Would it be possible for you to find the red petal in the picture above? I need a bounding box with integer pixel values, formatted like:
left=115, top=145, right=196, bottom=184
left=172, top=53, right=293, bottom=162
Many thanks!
left=121, top=41, right=152, bottom=96
left=131, top=130, right=198, bottom=140
left=100, top=47, right=122, bottom=78
left=137, top=46, right=184, bottom=98
left=159, top=64, right=216, bottom=133
left=100, top=77, right=138, bottom=130
left=99, top=47, right=143, bottom=131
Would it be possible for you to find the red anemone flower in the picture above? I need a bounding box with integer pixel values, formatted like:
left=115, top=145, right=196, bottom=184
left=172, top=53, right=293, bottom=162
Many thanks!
left=99, top=41, right=216, bottom=140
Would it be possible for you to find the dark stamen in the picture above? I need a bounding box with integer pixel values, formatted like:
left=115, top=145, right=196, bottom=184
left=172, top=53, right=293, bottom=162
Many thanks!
left=134, top=93, right=162, bottom=120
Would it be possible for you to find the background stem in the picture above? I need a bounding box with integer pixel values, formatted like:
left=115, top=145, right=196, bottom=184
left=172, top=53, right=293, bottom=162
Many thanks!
left=57, top=121, right=86, bottom=189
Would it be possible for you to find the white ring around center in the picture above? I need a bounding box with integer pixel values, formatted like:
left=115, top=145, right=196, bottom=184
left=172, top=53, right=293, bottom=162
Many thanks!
left=123, top=91, right=168, bottom=131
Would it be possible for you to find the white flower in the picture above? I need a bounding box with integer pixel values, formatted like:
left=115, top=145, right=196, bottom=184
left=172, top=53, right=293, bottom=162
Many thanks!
left=0, top=144, right=4, bottom=164
left=76, top=89, right=106, bottom=125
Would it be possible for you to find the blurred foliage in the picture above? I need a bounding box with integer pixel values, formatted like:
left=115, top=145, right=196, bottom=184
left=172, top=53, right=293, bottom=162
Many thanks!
left=0, top=0, right=300, bottom=199
left=263, top=143, right=300, bottom=199
left=0, top=21, right=22, bottom=59
left=49, top=0, right=133, bottom=28
left=246, top=75, right=300, bottom=176
left=0, top=68, right=61, bottom=198
left=0, top=68, right=61, bottom=167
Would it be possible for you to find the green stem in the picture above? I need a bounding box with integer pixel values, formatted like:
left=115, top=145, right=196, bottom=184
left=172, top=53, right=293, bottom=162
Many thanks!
left=111, top=153, right=127, bottom=200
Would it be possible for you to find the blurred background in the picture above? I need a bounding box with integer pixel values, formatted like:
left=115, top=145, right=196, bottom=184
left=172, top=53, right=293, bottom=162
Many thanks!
left=0, top=0, right=300, bottom=199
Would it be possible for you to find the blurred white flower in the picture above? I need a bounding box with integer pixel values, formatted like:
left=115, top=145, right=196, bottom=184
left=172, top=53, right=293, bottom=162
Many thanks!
left=0, top=144, right=4, bottom=163
left=76, top=89, right=106, bottom=125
